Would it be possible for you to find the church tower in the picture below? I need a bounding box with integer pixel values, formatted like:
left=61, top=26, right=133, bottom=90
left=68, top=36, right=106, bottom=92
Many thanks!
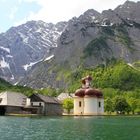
left=74, top=76, right=104, bottom=115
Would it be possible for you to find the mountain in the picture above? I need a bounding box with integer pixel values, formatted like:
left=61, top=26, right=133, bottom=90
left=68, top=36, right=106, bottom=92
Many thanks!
left=1, top=1, right=140, bottom=89
left=0, top=20, right=67, bottom=83
left=18, top=1, right=140, bottom=89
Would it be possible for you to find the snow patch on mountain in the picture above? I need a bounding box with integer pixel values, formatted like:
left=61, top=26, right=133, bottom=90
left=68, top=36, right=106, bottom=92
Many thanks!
left=0, top=46, right=10, bottom=53
left=6, top=55, right=13, bottom=58
left=0, top=57, right=10, bottom=68
left=23, top=62, right=38, bottom=71
left=22, top=58, right=44, bottom=71
left=11, top=75, right=15, bottom=80
left=44, top=55, right=54, bottom=61
left=18, top=32, right=29, bottom=44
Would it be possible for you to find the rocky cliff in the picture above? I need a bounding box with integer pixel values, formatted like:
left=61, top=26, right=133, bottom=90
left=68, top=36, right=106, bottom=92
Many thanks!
left=0, top=20, right=67, bottom=83
left=1, top=1, right=140, bottom=89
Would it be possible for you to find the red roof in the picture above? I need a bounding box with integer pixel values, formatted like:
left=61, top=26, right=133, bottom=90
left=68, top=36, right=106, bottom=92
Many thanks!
left=75, top=89, right=85, bottom=97
left=75, top=75, right=103, bottom=98
left=75, top=88, right=103, bottom=98
left=87, top=75, right=92, bottom=81
left=85, top=88, right=103, bottom=98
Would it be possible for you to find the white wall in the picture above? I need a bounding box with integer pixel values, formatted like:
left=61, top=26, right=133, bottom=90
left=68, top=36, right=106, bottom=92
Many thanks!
left=74, top=97, right=84, bottom=115
left=26, top=98, right=31, bottom=106
left=84, top=96, right=98, bottom=115
left=0, top=93, right=7, bottom=105
left=74, top=96, right=104, bottom=115
left=97, top=98, right=104, bottom=115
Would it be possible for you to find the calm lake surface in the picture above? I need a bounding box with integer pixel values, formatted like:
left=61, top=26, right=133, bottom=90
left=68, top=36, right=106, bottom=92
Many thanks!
left=0, top=116, right=140, bottom=140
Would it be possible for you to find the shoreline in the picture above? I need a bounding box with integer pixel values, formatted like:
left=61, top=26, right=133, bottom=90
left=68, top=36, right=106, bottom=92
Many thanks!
left=1, top=113, right=140, bottom=117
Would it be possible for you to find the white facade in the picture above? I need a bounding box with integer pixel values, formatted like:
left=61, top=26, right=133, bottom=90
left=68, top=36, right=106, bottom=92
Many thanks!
left=26, top=98, right=31, bottom=107
left=74, top=97, right=84, bottom=115
left=74, top=96, right=104, bottom=115
left=0, top=92, right=7, bottom=105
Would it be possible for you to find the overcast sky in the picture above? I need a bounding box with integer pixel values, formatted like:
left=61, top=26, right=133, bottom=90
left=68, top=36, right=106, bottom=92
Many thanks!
left=0, top=0, right=139, bottom=33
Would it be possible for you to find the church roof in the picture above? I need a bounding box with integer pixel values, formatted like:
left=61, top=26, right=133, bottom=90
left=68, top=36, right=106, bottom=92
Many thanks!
left=75, top=89, right=85, bottom=97
left=75, top=88, right=103, bottom=98
left=75, top=75, right=103, bottom=98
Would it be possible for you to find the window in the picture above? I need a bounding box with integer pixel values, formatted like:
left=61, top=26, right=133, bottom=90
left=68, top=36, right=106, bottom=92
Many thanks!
left=0, top=98, right=2, bottom=103
left=79, top=101, right=82, bottom=107
left=39, top=102, right=41, bottom=106
left=98, top=102, right=101, bottom=108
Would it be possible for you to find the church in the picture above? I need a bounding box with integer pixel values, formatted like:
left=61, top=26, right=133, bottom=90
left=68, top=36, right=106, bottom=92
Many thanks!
left=74, top=76, right=104, bottom=115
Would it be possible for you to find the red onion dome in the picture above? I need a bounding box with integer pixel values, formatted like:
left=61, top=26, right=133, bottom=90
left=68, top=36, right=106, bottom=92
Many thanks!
left=86, top=75, right=92, bottom=81
left=85, top=88, right=103, bottom=98
left=75, top=88, right=85, bottom=97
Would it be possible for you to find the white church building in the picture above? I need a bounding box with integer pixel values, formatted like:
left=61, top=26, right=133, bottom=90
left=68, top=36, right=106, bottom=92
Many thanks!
left=74, top=76, right=104, bottom=115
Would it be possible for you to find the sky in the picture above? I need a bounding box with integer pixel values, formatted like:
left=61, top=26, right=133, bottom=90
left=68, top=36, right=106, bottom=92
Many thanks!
left=0, top=0, right=139, bottom=33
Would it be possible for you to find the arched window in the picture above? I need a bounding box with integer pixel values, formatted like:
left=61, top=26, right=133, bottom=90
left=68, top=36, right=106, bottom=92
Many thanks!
left=79, top=101, right=82, bottom=107
left=98, top=102, right=101, bottom=108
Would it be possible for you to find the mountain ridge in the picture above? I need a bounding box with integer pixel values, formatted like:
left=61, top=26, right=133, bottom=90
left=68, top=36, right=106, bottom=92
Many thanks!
left=0, top=20, right=67, bottom=84
left=1, top=0, right=140, bottom=89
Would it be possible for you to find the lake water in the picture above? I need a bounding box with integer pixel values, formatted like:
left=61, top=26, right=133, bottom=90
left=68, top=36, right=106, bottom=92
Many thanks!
left=0, top=116, right=140, bottom=140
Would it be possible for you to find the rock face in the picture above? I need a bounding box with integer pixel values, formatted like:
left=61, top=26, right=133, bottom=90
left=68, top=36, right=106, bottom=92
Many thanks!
left=53, top=0, right=140, bottom=68
left=115, top=1, right=140, bottom=24
left=19, top=1, right=140, bottom=89
left=1, top=1, right=140, bottom=89
left=0, top=20, right=67, bottom=83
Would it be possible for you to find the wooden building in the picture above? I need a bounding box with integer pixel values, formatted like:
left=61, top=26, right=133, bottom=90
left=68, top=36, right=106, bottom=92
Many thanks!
left=29, top=94, right=62, bottom=115
left=0, top=91, right=30, bottom=115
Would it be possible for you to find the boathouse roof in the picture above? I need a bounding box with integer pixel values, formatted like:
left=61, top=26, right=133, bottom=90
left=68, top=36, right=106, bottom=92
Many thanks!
left=0, top=91, right=28, bottom=107
left=30, top=94, right=61, bottom=104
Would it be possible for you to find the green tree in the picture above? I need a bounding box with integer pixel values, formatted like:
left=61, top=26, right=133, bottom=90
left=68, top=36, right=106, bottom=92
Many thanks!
left=135, top=99, right=140, bottom=114
left=63, top=98, right=74, bottom=114
left=125, top=103, right=131, bottom=114
left=127, top=97, right=138, bottom=114
left=103, top=88, right=120, bottom=98
left=113, top=96, right=129, bottom=114
left=104, top=97, right=113, bottom=114
left=39, top=87, right=60, bottom=97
